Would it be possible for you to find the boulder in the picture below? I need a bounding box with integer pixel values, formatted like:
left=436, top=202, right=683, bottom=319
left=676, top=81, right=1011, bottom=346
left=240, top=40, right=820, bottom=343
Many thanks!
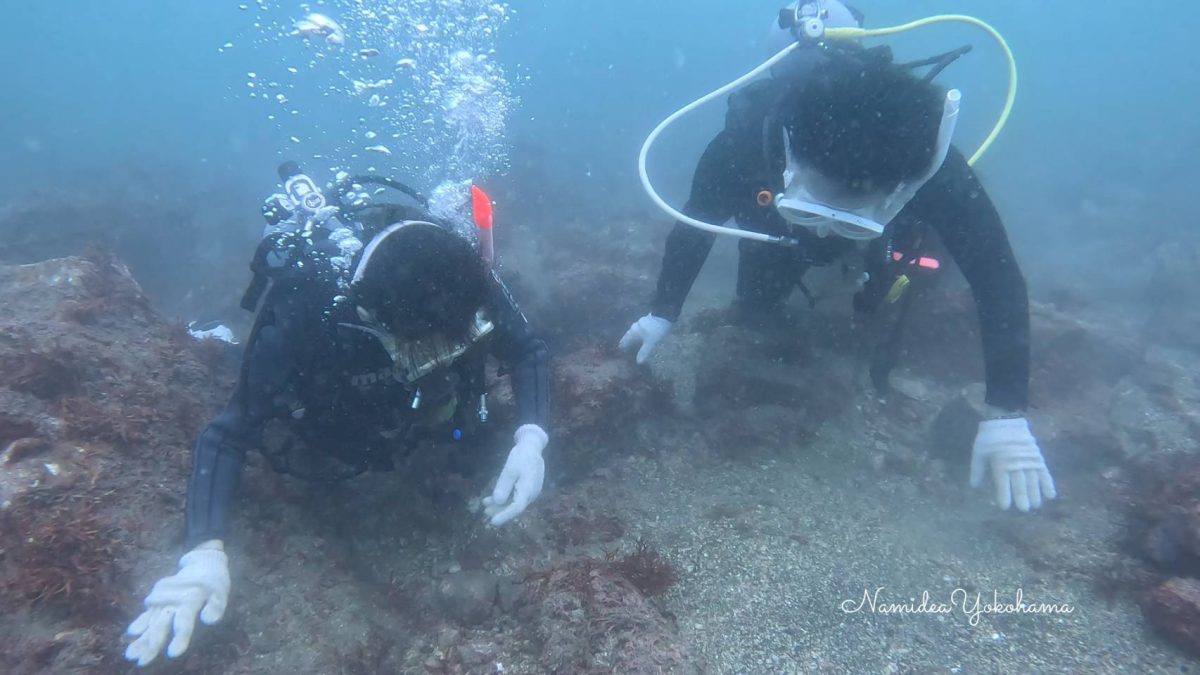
left=1127, top=454, right=1200, bottom=574
left=520, top=556, right=700, bottom=673
left=688, top=319, right=858, bottom=457
left=1141, top=577, right=1200, bottom=657
left=928, top=384, right=987, bottom=467
left=1109, top=347, right=1200, bottom=459
left=0, top=255, right=234, bottom=670
left=435, top=571, right=499, bottom=627
left=544, top=345, right=674, bottom=477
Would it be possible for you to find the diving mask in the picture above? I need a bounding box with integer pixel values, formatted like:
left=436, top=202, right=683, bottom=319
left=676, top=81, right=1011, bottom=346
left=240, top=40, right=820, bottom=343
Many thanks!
left=775, top=88, right=961, bottom=240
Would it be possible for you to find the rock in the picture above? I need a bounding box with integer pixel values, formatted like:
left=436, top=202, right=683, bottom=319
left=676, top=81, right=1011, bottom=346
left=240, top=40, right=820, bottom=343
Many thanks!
left=435, top=626, right=461, bottom=650
left=25, top=628, right=106, bottom=672
left=435, top=570, right=499, bottom=627
left=1110, top=383, right=1164, bottom=459
left=486, top=343, right=672, bottom=478
left=1031, top=311, right=1139, bottom=403
left=530, top=260, right=653, bottom=352
left=0, top=256, right=223, bottom=456
left=900, top=288, right=1141, bottom=409
left=888, top=287, right=984, bottom=388
left=1144, top=241, right=1200, bottom=352
left=0, top=255, right=257, bottom=669
left=889, top=374, right=935, bottom=403
left=689, top=321, right=857, bottom=455
left=496, top=576, right=521, bottom=614
left=551, top=345, right=673, bottom=474
left=0, top=405, right=55, bottom=451
left=543, top=493, right=626, bottom=552
left=869, top=452, right=887, bottom=473
left=0, top=442, right=88, bottom=510
left=1127, top=455, right=1200, bottom=575
left=1109, top=348, right=1200, bottom=459
left=457, top=527, right=505, bottom=570
left=1141, top=577, right=1200, bottom=656
left=521, top=557, right=701, bottom=673
left=928, top=384, right=985, bottom=467
left=454, top=640, right=498, bottom=667
left=694, top=323, right=819, bottom=412
left=1142, top=511, right=1200, bottom=570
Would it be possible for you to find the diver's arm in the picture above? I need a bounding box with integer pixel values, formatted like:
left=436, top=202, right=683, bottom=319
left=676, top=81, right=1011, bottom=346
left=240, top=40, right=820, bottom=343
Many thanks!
left=480, top=272, right=551, bottom=526
left=129, top=288, right=313, bottom=667
left=910, top=147, right=1031, bottom=411
left=487, top=272, right=551, bottom=429
left=650, top=129, right=741, bottom=321
left=183, top=387, right=256, bottom=549
left=183, top=287, right=311, bottom=547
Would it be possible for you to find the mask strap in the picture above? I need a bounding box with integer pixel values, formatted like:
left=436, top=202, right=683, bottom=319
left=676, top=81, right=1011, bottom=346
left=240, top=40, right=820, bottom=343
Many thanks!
left=350, top=220, right=437, bottom=285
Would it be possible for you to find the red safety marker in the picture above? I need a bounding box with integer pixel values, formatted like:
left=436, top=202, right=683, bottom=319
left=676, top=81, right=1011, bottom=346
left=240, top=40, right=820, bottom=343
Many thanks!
left=471, top=185, right=494, bottom=266
left=892, top=251, right=941, bottom=270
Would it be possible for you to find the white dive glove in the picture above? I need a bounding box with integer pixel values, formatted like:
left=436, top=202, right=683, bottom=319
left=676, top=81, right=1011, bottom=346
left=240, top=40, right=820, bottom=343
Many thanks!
left=969, top=415, right=1057, bottom=512
left=482, top=424, right=547, bottom=526
left=618, top=314, right=672, bottom=364
left=125, top=539, right=231, bottom=667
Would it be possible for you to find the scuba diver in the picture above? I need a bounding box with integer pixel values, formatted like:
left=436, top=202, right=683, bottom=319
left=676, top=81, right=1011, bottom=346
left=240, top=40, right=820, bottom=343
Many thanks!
left=620, top=1, right=1055, bottom=514
left=123, top=164, right=551, bottom=667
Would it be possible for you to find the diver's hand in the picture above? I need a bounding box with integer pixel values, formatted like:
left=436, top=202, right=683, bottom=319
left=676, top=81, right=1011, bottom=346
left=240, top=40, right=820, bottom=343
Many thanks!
left=483, top=424, right=547, bottom=526
left=969, top=416, right=1057, bottom=512
left=124, top=540, right=230, bottom=667
left=618, top=314, right=672, bottom=364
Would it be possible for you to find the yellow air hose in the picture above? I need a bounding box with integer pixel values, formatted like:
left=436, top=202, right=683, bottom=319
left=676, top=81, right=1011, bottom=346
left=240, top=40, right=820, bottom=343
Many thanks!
left=637, top=13, right=1017, bottom=245
left=826, top=14, right=1017, bottom=166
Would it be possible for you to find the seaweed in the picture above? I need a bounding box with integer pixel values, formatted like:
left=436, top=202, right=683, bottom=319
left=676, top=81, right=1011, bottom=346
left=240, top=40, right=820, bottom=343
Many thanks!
left=58, top=395, right=153, bottom=447
left=519, top=542, right=693, bottom=673
left=545, top=497, right=626, bottom=552
left=22, top=628, right=111, bottom=674
left=1, top=437, right=53, bottom=465
left=609, top=537, right=679, bottom=598
left=0, top=490, right=127, bottom=620
left=57, top=367, right=207, bottom=452
left=186, top=328, right=237, bottom=372
left=0, top=412, right=39, bottom=450
left=338, top=626, right=396, bottom=675
left=59, top=247, right=153, bottom=325
left=1, top=345, right=83, bottom=400
left=522, top=556, right=604, bottom=607
left=524, top=537, right=679, bottom=606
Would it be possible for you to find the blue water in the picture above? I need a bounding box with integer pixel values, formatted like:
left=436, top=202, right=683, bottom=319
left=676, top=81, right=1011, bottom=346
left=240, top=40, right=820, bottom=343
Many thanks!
left=2, top=1, right=1198, bottom=293
left=4, top=4, right=1200, bottom=670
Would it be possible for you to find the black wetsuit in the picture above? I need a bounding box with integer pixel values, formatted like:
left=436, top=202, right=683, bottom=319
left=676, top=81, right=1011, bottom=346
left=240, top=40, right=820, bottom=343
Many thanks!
left=183, top=237, right=550, bottom=548
left=649, top=79, right=1030, bottom=411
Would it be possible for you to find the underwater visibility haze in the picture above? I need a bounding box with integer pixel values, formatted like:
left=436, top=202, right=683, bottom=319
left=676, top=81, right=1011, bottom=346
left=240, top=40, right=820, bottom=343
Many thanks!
left=1, top=1, right=1199, bottom=672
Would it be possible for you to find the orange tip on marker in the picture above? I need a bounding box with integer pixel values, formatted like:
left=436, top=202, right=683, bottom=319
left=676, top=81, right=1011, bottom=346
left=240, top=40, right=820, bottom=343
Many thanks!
left=471, top=185, right=493, bottom=231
